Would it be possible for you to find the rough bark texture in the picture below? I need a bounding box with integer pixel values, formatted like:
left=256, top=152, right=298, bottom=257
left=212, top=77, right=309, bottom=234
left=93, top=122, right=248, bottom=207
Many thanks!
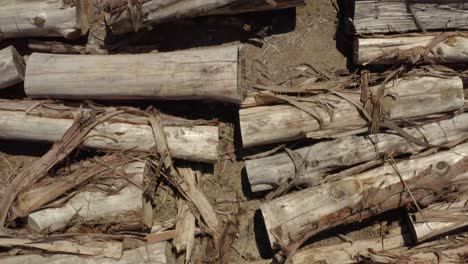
left=0, top=100, right=219, bottom=163
left=103, top=0, right=304, bottom=34
left=240, top=75, right=464, bottom=148
left=25, top=45, right=243, bottom=104
left=261, top=142, right=468, bottom=250
left=0, top=0, right=87, bottom=39
left=246, top=113, right=468, bottom=192
left=354, top=0, right=468, bottom=34
left=355, top=34, right=468, bottom=65
left=0, top=45, right=25, bottom=89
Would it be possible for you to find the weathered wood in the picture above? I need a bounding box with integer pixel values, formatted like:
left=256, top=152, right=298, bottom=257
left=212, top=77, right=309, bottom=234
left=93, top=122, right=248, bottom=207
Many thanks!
left=26, top=160, right=148, bottom=233
left=246, top=113, right=468, bottom=192
left=240, top=75, right=464, bottom=148
left=25, top=45, right=243, bottom=104
left=174, top=199, right=196, bottom=261
left=0, top=242, right=166, bottom=264
left=0, top=46, right=25, bottom=89
left=408, top=188, right=468, bottom=243
left=0, top=100, right=219, bottom=163
left=355, top=34, right=468, bottom=65
left=103, top=0, right=304, bottom=34
left=354, top=0, right=468, bottom=34
left=261, top=142, right=468, bottom=253
left=0, top=0, right=87, bottom=39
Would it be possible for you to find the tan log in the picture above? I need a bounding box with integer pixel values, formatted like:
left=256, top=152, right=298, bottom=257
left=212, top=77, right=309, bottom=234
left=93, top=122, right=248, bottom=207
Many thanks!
left=354, top=34, right=468, bottom=65
left=0, top=100, right=219, bottom=163
left=0, top=242, right=166, bottom=264
left=0, top=0, right=87, bottom=39
left=246, top=113, right=468, bottom=192
left=0, top=46, right=25, bottom=89
left=24, top=45, right=243, bottom=104
left=26, top=161, right=148, bottom=233
left=103, top=0, right=304, bottom=34
left=261, top=142, right=468, bottom=251
left=354, top=0, right=468, bottom=34
left=240, top=75, right=464, bottom=148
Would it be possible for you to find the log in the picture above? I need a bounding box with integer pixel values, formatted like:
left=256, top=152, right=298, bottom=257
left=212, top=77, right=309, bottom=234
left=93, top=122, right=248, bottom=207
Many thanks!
left=24, top=45, right=243, bottom=104
left=240, top=75, right=464, bottom=148
left=355, top=34, right=468, bottom=65
left=102, top=0, right=304, bottom=34
left=0, top=100, right=219, bottom=163
left=354, top=0, right=468, bottom=34
left=408, top=189, right=468, bottom=243
left=0, top=242, right=166, bottom=264
left=246, top=113, right=468, bottom=192
left=260, top=142, right=468, bottom=252
left=0, top=46, right=25, bottom=89
left=26, top=161, right=148, bottom=233
left=0, top=0, right=87, bottom=39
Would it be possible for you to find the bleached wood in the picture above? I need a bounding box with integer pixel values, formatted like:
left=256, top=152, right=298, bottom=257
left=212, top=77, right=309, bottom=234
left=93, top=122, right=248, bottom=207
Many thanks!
left=261, top=142, right=468, bottom=249
left=246, top=113, right=468, bottom=192
left=0, top=46, right=25, bottom=89
left=174, top=199, right=195, bottom=260
left=240, top=75, right=464, bottom=148
left=0, top=242, right=166, bottom=264
left=104, top=0, right=304, bottom=34
left=27, top=161, right=146, bottom=233
left=355, top=35, right=468, bottom=65
left=0, top=0, right=86, bottom=39
left=0, top=101, right=219, bottom=163
left=354, top=0, right=468, bottom=34
left=0, top=238, right=122, bottom=259
left=25, top=45, right=243, bottom=104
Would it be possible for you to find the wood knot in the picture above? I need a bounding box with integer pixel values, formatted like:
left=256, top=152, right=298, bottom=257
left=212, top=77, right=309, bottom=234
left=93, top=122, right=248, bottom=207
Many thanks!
left=33, top=16, right=46, bottom=27
left=445, top=37, right=458, bottom=47
left=330, top=179, right=361, bottom=200
left=435, top=161, right=449, bottom=176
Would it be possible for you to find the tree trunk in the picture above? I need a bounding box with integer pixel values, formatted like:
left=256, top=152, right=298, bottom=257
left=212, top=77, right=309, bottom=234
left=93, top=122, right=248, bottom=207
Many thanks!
left=24, top=45, right=243, bottom=104
left=261, top=142, right=468, bottom=251
left=354, top=0, right=468, bottom=34
left=0, top=46, right=25, bottom=89
left=408, top=189, right=468, bottom=243
left=0, top=242, right=166, bottom=264
left=26, top=160, right=149, bottom=233
left=102, top=0, right=304, bottom=35
left=0, top=100, right=219, bottom=163
left=355, top=34, right=468, bottom=65
left=246, top=113, right=468, bottom=192
left=240, top=75, right=464, bottom=148
left=0, top=0, right=88, bottom=39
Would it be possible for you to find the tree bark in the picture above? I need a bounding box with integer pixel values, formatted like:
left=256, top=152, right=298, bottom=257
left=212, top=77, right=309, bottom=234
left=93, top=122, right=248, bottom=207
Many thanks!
left=102, top=0, right=304, bottom=35
left=246, top=113, right=468, bottom=192
left=240, top=75, right=464, bottom=148
left=354, top=0, right=468, bottom=34
left=0, top=242, right=166, bottom=264
left=355, top=34, right=468, bottom=65
left=0, top=0, right=88, bottom=39
left=24, top=45, right=243, bottom=104
left=261, top=142, right=468, bottom=251
left=0, top=46, right=25, bottom=89
left=26, top=160, right=149, bottom=233
left=0, top=100, right=219, bottom=163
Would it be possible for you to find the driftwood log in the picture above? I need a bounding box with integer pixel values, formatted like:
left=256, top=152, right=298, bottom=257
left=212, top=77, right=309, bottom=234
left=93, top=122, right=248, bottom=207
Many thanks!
left=246, top=113, right=468, bottom=192
left=102, top=0, right=304, bottom=34
left=0, top=100, right=219, bottom=163
left=0, top=46, right=25, bottom=89
left=240, top=75, right=464, bottom=148
left=0, top=0, right=87, bottom=39
left=354, top=34, right=468, bottom=65
left=354, top=0, right=468, bottom=34
left=25, top=45, right=243, bottom=104
left=261, top=142, right=468, bottom=255
left=0, top=242, right=166, bottom=264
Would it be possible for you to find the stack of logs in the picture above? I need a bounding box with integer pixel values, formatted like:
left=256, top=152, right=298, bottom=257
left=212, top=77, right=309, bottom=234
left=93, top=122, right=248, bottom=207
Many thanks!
left=0, top=1, right=304, bottom=263
left=242, top=0, right=468, bottom=262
